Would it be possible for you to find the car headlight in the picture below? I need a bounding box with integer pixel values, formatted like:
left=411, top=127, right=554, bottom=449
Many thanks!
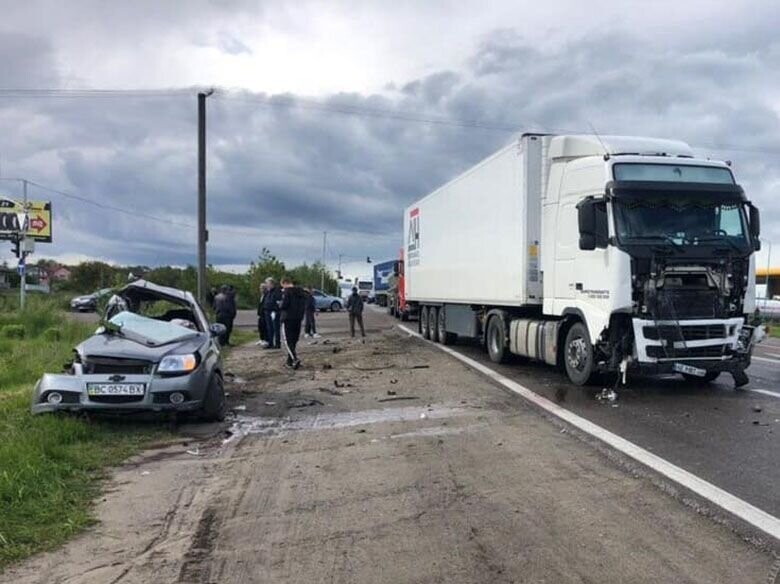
left=158, top=354, right=199, bottom=374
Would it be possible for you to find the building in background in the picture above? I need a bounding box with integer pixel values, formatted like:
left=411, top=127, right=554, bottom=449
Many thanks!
left=756, top=267, right=779, bottom=299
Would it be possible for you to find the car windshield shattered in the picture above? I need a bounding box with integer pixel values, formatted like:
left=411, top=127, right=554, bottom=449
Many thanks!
left=107, top=311, right=199, bottom=346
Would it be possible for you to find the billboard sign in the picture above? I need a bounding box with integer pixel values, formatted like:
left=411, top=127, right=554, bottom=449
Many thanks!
left=0, top=198, right=52, bottom=242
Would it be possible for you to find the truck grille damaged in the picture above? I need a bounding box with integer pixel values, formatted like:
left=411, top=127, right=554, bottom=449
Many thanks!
left=632, top=317, right=743, bottom=363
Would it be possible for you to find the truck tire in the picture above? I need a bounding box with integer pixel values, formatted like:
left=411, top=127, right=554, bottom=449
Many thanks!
left=486, top=315, right=509, bottom=364
left=420, top=306, right=431, bottom=339
left=681, top=371, right=721, bottom=383
left=563, top=322, right=595, bottom=386
left=437, top=307, right=456, bottom=345
left=200, top=374, right=226, bottom=422
left=400, top=309, right=409, bottom=322
left=430, top=307, right=440, bottom=343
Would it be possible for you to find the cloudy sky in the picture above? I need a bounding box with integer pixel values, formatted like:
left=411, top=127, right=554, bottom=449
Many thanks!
left=1, top=0, right=779, bottom=276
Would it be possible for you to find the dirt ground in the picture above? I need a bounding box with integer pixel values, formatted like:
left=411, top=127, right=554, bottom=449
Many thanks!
left=3, top=308, right=777, bottom=583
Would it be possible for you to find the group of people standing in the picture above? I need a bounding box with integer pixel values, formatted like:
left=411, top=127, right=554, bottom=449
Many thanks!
left=256, top=277, right=320, bottom=369
left=212, top=278, right=367, bottom=369
left=256, top=278, right=367, bottom=369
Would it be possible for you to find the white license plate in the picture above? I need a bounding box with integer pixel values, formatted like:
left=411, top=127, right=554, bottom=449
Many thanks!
left=87, top=383, right=146, bottom=396
left=672, top=363, right=706, bottom=377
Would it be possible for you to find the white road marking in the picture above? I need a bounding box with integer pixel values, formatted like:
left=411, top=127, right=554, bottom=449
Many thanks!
left=749, top=389, right=780, bottom=399
left=399, top=324, right=780, bottom=542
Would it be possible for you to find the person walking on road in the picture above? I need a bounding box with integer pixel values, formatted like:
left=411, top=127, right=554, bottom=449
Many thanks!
left=262, top=278, right=282, bottom=349
left=213, top=285, right=236, bottom=345
left=303, top=286, right=320, bottom=338
left=255, top=282, right=269, bottom=346
left=346, top=286, right=366, bottom=339
left=280, top=277, right=307, bottom=369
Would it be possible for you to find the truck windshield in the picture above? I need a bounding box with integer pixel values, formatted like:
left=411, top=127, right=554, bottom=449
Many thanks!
left=613, top=163, right=734, bottom=184
left=614, top=201, right=750, bottom=248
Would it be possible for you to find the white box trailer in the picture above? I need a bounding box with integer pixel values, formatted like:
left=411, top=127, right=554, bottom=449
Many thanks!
left=404, top=133, right=764, bottom=387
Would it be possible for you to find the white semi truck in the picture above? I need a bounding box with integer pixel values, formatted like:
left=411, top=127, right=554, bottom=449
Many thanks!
left=404, top=134, right=764, bottom=387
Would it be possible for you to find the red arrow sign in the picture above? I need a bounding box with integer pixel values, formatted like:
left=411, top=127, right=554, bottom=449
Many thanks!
left=29, top=214, right=47, bottom=233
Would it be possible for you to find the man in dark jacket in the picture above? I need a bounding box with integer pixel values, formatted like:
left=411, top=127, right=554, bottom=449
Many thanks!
left=279, top=277, right=307, bottom=368
left=262, top=278, right=282, bottom=349
left=256, top=282, right=269, bottom=346
left=346, top=286, right=366, bottom=339
left=303, top=286, right=319, bottom=338
left=213, top=285, right=236, bottom=345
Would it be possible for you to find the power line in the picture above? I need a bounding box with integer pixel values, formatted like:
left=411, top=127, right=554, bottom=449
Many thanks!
left=2, top=87, right=779, bottom=157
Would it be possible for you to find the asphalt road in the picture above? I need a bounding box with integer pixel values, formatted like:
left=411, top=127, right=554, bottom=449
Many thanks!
left=372, top=306, right=780, bottom=520
left=13, top=308, right=776, bottom=583
left=75, top=305, right=780, bottom=517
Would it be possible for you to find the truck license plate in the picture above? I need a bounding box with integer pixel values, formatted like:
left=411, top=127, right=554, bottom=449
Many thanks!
left=87, top=383, right=146, bottom=396
left=672, top=363, right=706, bottom=377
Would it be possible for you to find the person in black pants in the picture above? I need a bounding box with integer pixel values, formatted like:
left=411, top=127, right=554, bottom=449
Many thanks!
left=279, top=276, right=307, bottom=369
left=346, top=287, right=366, bottom=339
left=262, top=278, right=282, bottom=349
left=303, top=287, right=319, bottom=338
left=256, top=282, right=268, bottom=346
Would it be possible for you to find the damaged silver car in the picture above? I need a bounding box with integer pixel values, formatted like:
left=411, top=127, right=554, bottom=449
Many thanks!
left=32, top=280, right=227, bottom=421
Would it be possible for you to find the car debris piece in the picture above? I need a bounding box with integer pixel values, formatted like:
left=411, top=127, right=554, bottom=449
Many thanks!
left=390, top=379, right=398, bottom=385
left=409, top=364, right=430, bottom=369
left=233, top=405, right=247, bottom=411
left=186, top=448, right=201, bottom=456
left=318, top=386, right=343, bottom=396
left=752, top=405, right=763, bottom=413
left=596, top=388, right=618, bottom=403
left=322, top=362, right=333, bottom=370
left=387, top=389, right=397, bottom=395
left=264, top=401, right=277, bottom=406
left=378, top=396, right=419, bottom=403
left=289, top=398, right=324, bottom=408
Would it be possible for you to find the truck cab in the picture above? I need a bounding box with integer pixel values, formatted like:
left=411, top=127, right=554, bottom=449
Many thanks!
left=542, top=136, right=762, bottom=386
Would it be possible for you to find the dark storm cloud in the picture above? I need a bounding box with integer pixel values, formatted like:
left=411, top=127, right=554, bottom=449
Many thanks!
left=2, top=25, right=780, bottom=268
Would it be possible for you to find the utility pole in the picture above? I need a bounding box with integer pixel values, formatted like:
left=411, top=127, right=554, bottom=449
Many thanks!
left=197, top=90, right=214, bottom=305
left=320, top=231, right=327, bottom=290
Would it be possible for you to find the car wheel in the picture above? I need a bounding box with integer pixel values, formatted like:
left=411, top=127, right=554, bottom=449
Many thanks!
left=486, top=315, right=509, bottom=363
left=331, top=301, right=341, bottom=312
left=437, top=307, right=456, bottom=345
left=563, top=322, right=596, bottom=386
left=420, top=306, right=431, bottom=339
left=200, top=374, right=226, bottom=422
left=430, top=307, right=440, bottom=343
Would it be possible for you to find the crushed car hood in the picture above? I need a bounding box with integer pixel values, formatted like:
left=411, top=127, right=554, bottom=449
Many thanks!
left=77, top=333, right=207, bottom=363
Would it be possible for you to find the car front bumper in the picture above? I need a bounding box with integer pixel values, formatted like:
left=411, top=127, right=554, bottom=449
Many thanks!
left=31, top=367, right=210, bottom=415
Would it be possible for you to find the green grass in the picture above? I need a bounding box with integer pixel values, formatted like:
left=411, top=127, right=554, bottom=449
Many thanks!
left=0, top=298, right=167, bottom=569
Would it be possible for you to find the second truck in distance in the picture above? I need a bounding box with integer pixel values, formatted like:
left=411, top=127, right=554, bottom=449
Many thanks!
left=404, top=133, right=764, bottom=387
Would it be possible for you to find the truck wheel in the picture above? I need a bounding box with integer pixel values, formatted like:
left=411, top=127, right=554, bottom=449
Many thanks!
left=430, top=308, right=440, bottom=343
left=486, top=315, right=509, bottom=364
left=437, top=308, right=456, bottom=345
left=563, top=322, right=595, bottom=386
left=681, top=372, right=720, bottom=383
left=400, top=309, right=409, bottom=322
left=200, top=374, right=226, bottom=422
left=420, top=306, right=431, bottom=339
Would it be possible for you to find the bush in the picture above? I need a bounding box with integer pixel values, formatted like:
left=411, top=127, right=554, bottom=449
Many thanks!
left=0, top=324, right=25, bottom=339
left=42, top=328, right=61, bottom=341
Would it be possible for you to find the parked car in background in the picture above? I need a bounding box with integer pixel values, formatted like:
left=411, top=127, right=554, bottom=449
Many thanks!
left=70, top=287, right=113, bottom=312
left=312, top=289, right=343, bottom=311
left=35, top=280, right=227, bottom=421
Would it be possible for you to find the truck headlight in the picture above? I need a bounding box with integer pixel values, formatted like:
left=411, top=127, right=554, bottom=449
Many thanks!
left=158, top=354, right=199, bottom=374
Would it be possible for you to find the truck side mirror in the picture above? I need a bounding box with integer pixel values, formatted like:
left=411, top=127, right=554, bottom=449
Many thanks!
left=577, top=197, right=608, bottom=251
left=748, top=204, right=761, bottom=250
